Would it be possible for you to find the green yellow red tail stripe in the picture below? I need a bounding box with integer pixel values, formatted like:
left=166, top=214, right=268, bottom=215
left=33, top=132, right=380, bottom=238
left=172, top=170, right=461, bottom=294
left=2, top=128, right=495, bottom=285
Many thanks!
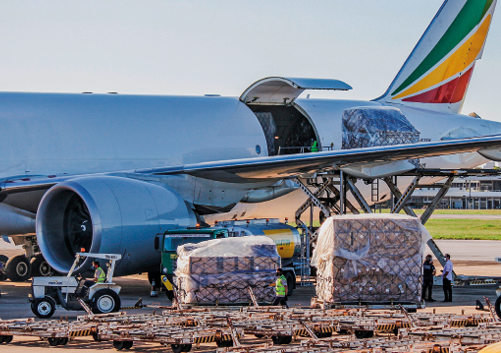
left=378, top=0, right=497, bottom=113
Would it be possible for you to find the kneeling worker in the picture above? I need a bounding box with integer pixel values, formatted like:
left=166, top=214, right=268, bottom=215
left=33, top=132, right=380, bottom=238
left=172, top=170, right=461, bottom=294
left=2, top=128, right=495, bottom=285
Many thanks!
left=271, top=268, right=288, bottom=307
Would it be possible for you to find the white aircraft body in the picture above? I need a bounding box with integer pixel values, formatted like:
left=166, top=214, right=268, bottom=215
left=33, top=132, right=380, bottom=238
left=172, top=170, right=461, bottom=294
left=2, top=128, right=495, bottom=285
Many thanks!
left=0, top=0, right=500, bottom=281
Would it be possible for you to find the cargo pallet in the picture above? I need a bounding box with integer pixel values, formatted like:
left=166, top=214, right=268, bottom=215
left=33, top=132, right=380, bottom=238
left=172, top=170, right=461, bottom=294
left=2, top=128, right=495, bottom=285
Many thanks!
left=311, top=297, right=425, bottom=312
left=0, top=304, right=498, bottom=352
left=0, top=317, right=97, bottom=346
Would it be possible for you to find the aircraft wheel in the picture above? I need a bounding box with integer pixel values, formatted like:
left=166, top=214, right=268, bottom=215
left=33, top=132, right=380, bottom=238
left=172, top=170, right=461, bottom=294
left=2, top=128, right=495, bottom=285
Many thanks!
left=285, top=272, right=295, bottom=296
left=0, top=255, right=8, bottom=281
left=31, top=296, right=56, bottom=319
left=59, top=337, right=69, bottom=345
left=31, top=254, right=52, bottom=277
left=91, top=289, right=121, bottom=314
left=5, top=255, right=32, bottom=282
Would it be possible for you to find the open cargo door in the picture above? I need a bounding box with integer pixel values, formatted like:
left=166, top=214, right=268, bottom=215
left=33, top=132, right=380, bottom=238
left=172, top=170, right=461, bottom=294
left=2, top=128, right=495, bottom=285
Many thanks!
left=240, top=77, right=352, bottom=155
left=240, top=77, right=352, bottom=105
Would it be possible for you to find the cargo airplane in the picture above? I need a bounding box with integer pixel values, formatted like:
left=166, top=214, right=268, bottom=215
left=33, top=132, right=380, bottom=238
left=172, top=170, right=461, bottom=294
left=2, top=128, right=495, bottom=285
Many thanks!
left=0, top=0, right=499, bottom=282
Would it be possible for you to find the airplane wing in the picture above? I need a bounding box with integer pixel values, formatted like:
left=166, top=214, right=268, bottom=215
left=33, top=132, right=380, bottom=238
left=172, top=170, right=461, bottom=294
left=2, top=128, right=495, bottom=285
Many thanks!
left=2, top=135, right=501, bottom=194
left=133, top=135, right=501, bottom=182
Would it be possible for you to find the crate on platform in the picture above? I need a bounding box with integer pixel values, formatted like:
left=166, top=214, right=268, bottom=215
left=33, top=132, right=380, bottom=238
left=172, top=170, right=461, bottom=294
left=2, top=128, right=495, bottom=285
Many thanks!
left=175, top=236, right=280, bottom=305
left=312, top=214, right=430, bottom=305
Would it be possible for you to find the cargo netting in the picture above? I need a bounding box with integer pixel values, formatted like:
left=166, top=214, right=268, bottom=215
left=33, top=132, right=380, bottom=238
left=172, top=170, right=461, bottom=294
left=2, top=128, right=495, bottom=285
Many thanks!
left=175, top=236, right=280, bottom=305
left=312, top=214, right=431, bottom=304
left=342, top=106, right=421, bottom=150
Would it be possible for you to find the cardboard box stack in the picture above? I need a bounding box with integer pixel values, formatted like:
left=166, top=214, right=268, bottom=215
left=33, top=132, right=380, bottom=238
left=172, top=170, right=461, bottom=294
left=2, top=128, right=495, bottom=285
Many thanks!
left=175, top=236, right=280, bottom=304
left=312, top=214, right=430, bottom=304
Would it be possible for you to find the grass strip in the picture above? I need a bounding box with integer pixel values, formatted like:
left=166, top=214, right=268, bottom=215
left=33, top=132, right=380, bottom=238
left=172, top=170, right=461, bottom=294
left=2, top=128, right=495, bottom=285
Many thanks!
left=425, top=219, right=501, bottom=240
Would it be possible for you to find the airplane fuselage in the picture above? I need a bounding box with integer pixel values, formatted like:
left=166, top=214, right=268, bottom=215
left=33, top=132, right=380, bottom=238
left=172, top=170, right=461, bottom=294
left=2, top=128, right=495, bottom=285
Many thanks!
left=0, top=91, right=498, bottom=227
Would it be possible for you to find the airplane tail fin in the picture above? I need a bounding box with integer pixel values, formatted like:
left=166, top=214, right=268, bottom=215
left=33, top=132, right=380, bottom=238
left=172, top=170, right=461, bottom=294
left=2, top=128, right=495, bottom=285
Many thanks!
left=376, top=0, right=497, bottom=114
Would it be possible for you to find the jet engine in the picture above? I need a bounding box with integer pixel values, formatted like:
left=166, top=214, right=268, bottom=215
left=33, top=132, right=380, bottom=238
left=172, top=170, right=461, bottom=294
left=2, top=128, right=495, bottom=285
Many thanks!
left=36, top=176, right=197, bottom=276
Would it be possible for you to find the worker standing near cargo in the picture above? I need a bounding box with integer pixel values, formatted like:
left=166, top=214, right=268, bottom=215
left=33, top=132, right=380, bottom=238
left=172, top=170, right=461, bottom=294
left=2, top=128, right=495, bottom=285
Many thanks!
left=422, top=254, right=436, bottom=302
left=271, top=268, right=288, bottom=307
left=441, top=254, right=453, bottom=302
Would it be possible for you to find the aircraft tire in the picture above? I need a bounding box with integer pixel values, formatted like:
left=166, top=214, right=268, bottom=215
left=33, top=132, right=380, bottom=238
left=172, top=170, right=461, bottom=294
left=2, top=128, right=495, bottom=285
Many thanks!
left=31, top=254, right=52, bottom=277
left=5, top=255, right=32, bottom=282
left=285, top=272, right=294, bottom=296
left=31, top=296, right=56, bottom=319
left=91, top=289, right=121, bottom=314
left=0, top=255, right=8, bottom=281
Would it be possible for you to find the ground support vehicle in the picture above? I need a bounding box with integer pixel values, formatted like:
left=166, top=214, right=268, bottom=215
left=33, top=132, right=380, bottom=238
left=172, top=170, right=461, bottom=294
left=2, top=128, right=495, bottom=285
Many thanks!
left=491, top=256, right=501, bottom=319
left=213, top=219, right=303, bottom=295
left=156, top=219, right=302, bottom=301
left=30, top=252, right=122, bottom=318
left=155, top=227, right=229, bottom=300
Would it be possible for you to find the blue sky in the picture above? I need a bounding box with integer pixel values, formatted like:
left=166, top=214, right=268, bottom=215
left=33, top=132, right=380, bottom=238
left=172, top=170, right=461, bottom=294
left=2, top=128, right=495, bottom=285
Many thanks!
left=0, top=0, right=500, bottom=121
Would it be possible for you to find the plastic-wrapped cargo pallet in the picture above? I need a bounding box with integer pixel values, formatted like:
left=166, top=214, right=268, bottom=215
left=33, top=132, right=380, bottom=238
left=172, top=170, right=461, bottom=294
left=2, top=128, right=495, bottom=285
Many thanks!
left=312, top=214, right=431, bottom=304
left=175, top=236, right=280, bottom=305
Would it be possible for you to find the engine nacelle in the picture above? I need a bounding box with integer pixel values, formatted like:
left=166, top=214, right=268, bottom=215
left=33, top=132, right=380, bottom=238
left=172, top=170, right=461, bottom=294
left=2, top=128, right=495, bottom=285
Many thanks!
left=36, top=176, right=197, bottom=276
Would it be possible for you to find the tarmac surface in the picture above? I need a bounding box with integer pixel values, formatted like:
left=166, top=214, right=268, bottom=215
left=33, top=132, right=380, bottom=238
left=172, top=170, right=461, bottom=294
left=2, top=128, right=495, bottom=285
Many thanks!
left=0, top=239, right=500, bottom=351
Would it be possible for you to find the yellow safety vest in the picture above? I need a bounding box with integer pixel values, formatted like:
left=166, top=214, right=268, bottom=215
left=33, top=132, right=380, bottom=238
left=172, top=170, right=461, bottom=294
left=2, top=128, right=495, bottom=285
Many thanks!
left=276, top=275, right=287, bottom=296
left=96, top=267, right=106, bottom=283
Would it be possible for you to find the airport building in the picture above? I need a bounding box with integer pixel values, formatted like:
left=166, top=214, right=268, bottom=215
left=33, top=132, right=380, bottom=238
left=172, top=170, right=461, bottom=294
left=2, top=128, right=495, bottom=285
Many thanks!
left=409, top=173, right=501, bottom=209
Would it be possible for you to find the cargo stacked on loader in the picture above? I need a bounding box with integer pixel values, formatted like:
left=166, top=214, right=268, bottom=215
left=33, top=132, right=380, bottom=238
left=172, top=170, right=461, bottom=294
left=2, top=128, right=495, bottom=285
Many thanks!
left=175, top=237, right=280, bottom=305
left=312, top=214, right=430, bottom=306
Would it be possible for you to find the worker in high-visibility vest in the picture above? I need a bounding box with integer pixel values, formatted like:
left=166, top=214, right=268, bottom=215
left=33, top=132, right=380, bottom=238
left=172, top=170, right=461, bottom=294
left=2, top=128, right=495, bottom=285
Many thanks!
left=271, top=268, right=288, bottom=307
left=93, top=261, right=106, bottom=283
left=83, top=261, right=106, bottom=289
left=310, top=140, right=319, bottom=152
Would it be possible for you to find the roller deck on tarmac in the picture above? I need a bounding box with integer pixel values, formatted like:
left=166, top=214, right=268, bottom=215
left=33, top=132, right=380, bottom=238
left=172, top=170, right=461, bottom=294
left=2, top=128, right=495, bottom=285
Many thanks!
left=0, top=317, right=97, bottom=346
left=0, top=304, right=500, bottom=352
